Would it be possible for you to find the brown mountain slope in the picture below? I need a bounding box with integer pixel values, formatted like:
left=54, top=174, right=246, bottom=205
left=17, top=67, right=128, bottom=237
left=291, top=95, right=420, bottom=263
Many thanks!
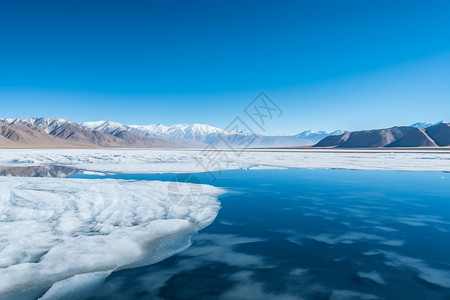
left=0, top=122, right=95, bottom=148
left=0, top=120, right=179, bottom=148
left=48, top=123, right=177, bottom=148
left=113, top=130, right=177, bottom=148
left=48, top=123, right=129, bottom=147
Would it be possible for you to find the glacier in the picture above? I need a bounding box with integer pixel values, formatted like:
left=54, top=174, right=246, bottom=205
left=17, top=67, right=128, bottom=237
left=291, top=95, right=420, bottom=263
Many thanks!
left=0, top=177, right=223, bottom=298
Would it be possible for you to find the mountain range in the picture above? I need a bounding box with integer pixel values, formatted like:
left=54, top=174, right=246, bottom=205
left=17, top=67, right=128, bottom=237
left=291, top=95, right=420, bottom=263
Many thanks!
left=0, top=118, right=176, bottom=148
left=315, top=122, right=450, bottom=148
left=0, top=118, right=339, bottom=148
left=1, top=117, right=448, bottom=149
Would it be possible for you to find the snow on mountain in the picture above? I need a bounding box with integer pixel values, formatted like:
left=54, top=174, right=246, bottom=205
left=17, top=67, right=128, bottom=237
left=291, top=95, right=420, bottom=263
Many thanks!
left=168, top=124, right=229, bottom=140
left=127, top=124, right=169, bottom=137
left=83, top=122, right=226, bottom=141
left=95, top=122, right=238, bottom=146
left=410, top=122, right=435, bottom=129
left=296, top=130, right=344, bottom=139
left=81, top=120, right=128, bottom=135
left=288, top=130, right=345, bottom=146
left=0, top=118, right=17, bottom=124
left=410, top=121, right=446, bottom=129
left=0, top=117, right=345, bottom=148
left=128, top=123, right=335, bottom=147
left=0, top=118, right=177, bottom=148
left=93, top=121, right=343, bottom=147
left=4, top=117, right=76, bottom=133
left=128, top=123, right=230, bottom=141
left=80, top=120, right=107, bottom=130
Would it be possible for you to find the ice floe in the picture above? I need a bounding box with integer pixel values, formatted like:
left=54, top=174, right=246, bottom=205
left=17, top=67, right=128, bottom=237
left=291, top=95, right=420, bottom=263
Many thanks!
left=0, top=177, right=223, bottom=298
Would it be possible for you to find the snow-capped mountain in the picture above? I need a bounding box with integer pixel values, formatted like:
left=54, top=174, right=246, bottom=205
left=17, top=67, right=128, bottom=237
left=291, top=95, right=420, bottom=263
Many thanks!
left=1, top=117, right=345, bottom=148
left=128, top=123, right=230, bottom=142
left=296, top=130, right=344, bottom=140
left=81, top=120, right=128, bottom=135
left=1, top=118, right=176, bottom=148
left=82, top=121, right=235, bottom=146
left=410, top=122, right=433, bottom=129
left=82, top=120, right=340, bottom=147
left=410, top=121, right=445, bottom=129
left=2, top=117, right=76, bottom=133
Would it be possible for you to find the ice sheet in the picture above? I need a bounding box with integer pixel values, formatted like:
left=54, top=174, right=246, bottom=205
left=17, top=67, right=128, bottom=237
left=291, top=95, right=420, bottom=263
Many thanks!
left=0, top=148, right=449, bottom=173
left=0, top=177, right=223, bottom=297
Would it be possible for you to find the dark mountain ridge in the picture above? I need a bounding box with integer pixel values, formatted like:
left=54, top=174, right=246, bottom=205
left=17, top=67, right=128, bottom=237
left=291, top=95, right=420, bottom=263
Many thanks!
left=315, top=123, right=448, bottom=148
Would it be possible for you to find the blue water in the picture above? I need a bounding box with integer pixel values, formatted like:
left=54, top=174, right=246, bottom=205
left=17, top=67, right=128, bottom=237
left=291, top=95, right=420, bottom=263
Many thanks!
left=72, top=169, right=450, bottom=299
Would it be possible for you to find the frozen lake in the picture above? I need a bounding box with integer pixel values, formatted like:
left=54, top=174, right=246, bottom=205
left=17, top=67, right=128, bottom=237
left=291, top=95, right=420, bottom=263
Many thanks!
left=73, top=169, right=450, bottom=300
left=1, top=149, right=450, bottom=299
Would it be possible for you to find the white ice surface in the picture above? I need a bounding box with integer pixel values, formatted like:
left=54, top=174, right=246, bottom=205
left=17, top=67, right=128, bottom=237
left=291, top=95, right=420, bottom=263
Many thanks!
left=0, top=148, right=450, bottom=173
left=0, top=177, right=223, bottom=296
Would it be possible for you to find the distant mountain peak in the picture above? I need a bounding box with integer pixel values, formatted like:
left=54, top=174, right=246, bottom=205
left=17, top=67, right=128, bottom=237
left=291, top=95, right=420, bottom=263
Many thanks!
left=410, top=121, right=446, bottom=129
left=296, top=129, right=344, bottom=138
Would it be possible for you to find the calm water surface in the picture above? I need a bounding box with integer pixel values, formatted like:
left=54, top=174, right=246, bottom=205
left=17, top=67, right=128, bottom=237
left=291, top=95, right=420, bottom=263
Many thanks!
left=72, top=169, right=450, bottom=300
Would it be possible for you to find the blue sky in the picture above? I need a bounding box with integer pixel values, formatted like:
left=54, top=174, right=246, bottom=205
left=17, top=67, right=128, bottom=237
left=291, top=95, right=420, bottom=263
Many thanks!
left=0, top=0, right=449, bottom=135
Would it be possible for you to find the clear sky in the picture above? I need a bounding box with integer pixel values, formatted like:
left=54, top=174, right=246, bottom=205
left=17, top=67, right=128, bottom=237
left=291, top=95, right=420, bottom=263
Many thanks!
left=0, top=0, right=449, bottom=135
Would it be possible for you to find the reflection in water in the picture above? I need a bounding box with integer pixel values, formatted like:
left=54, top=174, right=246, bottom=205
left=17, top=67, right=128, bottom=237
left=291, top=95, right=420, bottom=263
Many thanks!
left=0, top=165, right=80, bottom=177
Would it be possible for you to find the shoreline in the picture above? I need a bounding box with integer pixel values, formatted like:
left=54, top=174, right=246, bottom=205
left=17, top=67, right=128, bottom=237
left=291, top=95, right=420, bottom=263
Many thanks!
left=1, top=146, right=450, bottom=153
